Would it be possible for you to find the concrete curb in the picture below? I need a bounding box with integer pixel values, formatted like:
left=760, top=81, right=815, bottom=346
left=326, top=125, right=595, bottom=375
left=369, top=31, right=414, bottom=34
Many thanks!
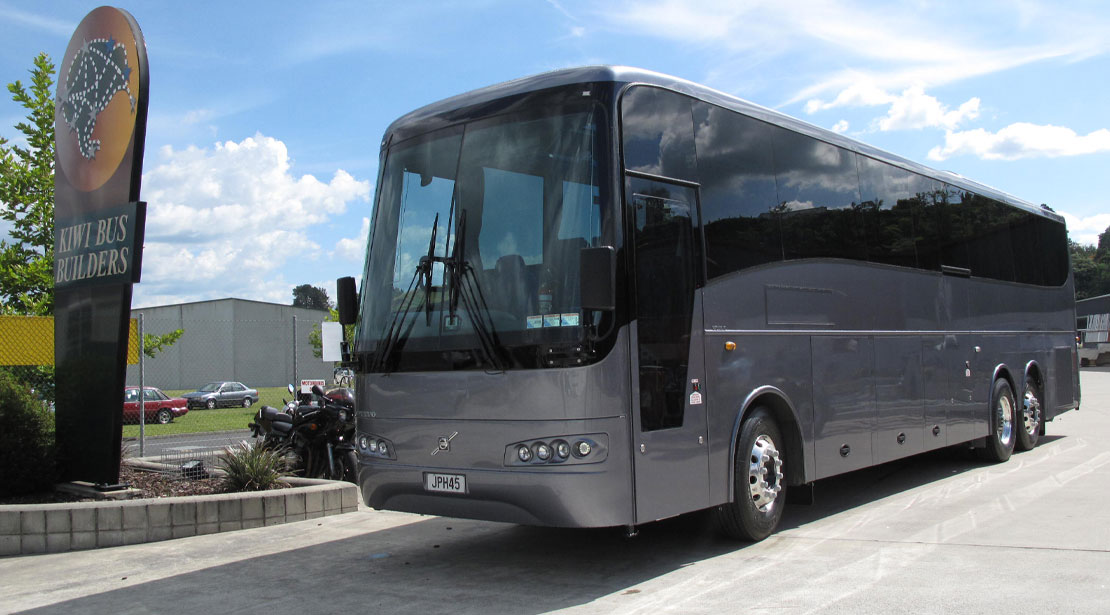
left=0, top=475, right=359, bottom=557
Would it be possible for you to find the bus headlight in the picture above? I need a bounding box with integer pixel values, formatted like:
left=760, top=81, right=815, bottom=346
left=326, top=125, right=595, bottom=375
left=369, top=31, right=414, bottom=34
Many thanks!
left=504, top=434, right=605, bottom=466
left=358, top=432, right=395, bottom=460
left=535, top=442, right=552, bottom=461
left=554, top=440, right=570, bottom=460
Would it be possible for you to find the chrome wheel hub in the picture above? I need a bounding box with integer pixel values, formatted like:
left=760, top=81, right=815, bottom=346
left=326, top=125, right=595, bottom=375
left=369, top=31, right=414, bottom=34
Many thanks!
left=1023, top=385, right=1042, bottom=436
left=997, top=393, right=1014, bottom=446
left=748, top=434, right=783, bottom=513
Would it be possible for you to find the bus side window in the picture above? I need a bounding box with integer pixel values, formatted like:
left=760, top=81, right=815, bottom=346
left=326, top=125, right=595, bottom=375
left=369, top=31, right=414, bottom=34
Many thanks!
left=770, top=129, right=865, bottom=263
left=692, top=102, right=782, bottom=278
left=621, top=86, right=697, bottom=182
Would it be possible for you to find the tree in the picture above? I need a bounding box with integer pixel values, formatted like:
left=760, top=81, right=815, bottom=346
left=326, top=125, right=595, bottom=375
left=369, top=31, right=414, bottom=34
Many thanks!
left=143, top=329, right=185, bottom=359
left=292, top=284, right=331, bottom=311
left=0, top=53, right=55, bottom=316
left=1071, top=233, right=1110, bottom=300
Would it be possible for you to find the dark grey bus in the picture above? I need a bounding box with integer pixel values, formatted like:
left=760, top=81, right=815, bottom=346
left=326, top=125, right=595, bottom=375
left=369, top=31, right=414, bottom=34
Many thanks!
left=337, top=66, right=1080, bottom=541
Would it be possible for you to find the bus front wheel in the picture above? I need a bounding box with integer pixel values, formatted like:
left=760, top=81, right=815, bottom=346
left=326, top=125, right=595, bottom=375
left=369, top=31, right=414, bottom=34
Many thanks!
left=978, top=378, right=1017, bottom=462
left=715, top=408, right=786, bottom=541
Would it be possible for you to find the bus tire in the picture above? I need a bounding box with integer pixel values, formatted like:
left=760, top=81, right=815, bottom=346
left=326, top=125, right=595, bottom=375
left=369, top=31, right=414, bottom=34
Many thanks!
left=1016, top=376, right=1042, bottom=451
left=977, top=378, right=1016, bottom=462
left=715, top=408, right=786, bottom=541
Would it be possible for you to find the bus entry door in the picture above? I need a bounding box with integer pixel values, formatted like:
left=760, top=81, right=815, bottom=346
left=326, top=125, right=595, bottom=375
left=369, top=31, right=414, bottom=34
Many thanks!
left=627, top=176, right=710, bottom=523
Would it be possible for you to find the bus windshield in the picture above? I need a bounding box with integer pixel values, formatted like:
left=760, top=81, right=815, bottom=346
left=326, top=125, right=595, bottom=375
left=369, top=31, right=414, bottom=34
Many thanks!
left=358, top=102, right=611, bottom=371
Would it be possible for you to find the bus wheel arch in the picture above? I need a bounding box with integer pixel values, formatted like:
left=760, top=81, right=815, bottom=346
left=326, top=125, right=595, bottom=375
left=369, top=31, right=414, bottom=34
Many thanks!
left=1017, top=362, right=1044, bottom=451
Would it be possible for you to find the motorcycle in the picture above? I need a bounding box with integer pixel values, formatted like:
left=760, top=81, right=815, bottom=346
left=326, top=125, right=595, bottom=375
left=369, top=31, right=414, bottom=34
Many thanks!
left=248, top=384, right=358, bottom=483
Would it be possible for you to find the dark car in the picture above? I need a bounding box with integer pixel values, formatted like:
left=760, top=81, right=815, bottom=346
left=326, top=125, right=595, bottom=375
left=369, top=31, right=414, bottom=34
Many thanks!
left=182, top=381, right=259, bottom=409
left=123, top=387, right=189, bottom=424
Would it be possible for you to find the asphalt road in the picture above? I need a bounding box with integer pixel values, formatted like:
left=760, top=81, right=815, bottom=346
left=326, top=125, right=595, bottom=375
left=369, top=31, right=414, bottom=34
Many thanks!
left=5, top=371, right=1109, bottom=614
left=126, top=429, right=254, bottom=462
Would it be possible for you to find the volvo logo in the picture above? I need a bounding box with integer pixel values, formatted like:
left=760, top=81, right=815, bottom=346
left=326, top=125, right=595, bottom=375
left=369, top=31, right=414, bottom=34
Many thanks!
left=431, top=431, right=458, bottom=456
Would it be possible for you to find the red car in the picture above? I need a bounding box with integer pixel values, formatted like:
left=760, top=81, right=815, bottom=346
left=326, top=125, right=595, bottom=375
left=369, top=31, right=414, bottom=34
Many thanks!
left=123, top=387, right=189, bottom=424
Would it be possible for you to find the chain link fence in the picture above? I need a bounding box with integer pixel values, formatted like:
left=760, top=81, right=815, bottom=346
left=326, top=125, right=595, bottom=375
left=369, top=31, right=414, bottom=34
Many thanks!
left=125, top=307, right=334, bottom=470
left=1, top=304, right=339, bottom=478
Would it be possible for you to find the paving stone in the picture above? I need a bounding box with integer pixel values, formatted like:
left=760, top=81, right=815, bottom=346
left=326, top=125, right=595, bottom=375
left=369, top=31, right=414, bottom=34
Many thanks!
left=242, top=497, right=263, bottom=521
left=46, top=533, right=71, bottom=554
left=21, top=534, right=46, bottom=554
left=122, top=503, right=147, bottom=530
left=0, top=510, right=22, bottom=535
left=70, top=508, right=96, bottom=532
left=0, top=535, right=20, bottom=556
left=171, top=501, right=196, bottom=526
left=305, top=490, right=323, bottom=513
left=97, top=531, right=122, bottom=548
left=147, top=503, right=171, bottom=528
left=218, top=498, right=241, bottom=522
left=21, top=510, right=46, bottom=534
left=197, top=500, right=219, bottom=525
left=263, top=494, right=285, bottom=519
left=70, top=532, right=96, bottom=551
left=97, top=506, right=122, bottom=531
left=285, top=492, right=306, bottom=516
left=45, top=509, right=71, bottom=534
left=122, top=529, right=147, bottom=546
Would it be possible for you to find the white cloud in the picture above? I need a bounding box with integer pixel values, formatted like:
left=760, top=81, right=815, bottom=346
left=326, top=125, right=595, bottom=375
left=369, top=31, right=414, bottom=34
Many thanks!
left=1060, top=211, right=1110, bottom=246
left=928, top=123, right=1110, bottom=161
left=333, top=217, right=370, bottom=261
left=806, top=82, right=980, bottom=132
left=592, top=1, right=1109, bottom=105
left=831, top=120, right=849, bottom=134
left=134, top=134, right=370, bottom=306
left=877, top=87, right=980, bottom=132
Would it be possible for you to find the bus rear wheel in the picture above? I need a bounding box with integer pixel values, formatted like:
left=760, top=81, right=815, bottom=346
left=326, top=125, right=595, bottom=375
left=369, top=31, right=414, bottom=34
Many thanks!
left=1016, top=376, right=1042, bottom=451
left=715, top=408, right=786, bottom=541
left=977, top=378, right=1016, bottom=462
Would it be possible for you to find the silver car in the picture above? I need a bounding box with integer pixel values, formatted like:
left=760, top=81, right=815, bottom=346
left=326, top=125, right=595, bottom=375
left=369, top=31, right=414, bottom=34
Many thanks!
left=182, top=381, right=259, bottom=409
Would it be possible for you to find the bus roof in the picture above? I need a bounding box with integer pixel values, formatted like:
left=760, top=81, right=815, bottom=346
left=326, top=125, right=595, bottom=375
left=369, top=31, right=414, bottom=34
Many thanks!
left=384, top=66, right=1061, bottom=223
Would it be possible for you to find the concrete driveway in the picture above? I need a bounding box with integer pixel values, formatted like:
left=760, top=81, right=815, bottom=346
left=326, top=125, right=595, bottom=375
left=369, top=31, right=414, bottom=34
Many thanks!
left=4, top=371, right=1109, bottom=614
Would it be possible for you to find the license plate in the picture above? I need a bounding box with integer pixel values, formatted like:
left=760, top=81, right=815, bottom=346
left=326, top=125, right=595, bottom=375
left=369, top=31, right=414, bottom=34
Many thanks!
left=424, top=472, right=467, bottom=494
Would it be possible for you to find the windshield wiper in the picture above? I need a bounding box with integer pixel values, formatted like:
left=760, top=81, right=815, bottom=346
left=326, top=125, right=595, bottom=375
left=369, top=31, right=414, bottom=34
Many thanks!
left=445, top=210, right=505, bottom=372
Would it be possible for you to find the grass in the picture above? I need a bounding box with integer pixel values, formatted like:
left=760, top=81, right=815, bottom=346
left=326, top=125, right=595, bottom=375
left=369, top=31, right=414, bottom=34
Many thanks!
left=121, top=386, right=294, bottom=437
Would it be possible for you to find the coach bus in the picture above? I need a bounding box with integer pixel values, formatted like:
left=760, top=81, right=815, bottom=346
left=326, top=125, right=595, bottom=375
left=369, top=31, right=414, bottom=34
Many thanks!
left=335, top=66, right=1080, bottom=541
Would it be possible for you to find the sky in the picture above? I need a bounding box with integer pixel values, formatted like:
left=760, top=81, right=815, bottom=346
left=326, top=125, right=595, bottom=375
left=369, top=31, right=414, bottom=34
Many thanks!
left=2, top=0, right=1109, bottom=308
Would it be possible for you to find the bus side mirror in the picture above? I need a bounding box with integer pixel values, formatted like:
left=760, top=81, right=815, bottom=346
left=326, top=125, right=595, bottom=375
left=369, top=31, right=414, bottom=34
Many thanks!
left=337, top=276, right=357, bottom=325
left=580, top=246, right=615, bottom=311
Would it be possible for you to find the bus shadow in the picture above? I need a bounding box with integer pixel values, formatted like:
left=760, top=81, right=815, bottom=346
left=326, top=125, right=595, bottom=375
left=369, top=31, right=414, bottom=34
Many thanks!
left=23, top=438, right=1066, bottom=615
left=777, top=435, right=1066, bottom=531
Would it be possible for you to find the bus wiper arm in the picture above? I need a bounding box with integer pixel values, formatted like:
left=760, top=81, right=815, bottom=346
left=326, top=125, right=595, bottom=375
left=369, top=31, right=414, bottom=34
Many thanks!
left=446, top=211, right=505, bottom=372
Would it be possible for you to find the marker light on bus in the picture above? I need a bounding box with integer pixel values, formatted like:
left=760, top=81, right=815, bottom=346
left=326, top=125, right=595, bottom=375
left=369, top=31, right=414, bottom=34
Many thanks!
left=358, top=433, right=396, bottom=460
left=504, top=434, right=606, bottom=466
left=554, top=440, right=571, bottom=460
left=535, top=442, right=552, bottom=461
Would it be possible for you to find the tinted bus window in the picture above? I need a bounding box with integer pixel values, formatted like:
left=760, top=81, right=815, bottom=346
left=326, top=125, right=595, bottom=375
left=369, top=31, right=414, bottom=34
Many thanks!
left=771, top=129, right=865, bottom=262
left=857, top=157, right=935, bottom=269
left=963, top=193, right=1016, bottom=282
left=621, top=86, right=697, bottom=182
left=938, top=184, right=970, bottom=271
left=692, top=102, right=782, bottom=278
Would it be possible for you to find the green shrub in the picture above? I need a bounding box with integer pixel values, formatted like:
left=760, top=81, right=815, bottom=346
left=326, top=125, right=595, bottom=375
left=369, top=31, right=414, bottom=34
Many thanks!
left=218, top=441, right=289, bottom=492
left=0, top=369, right=56, bottom=496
